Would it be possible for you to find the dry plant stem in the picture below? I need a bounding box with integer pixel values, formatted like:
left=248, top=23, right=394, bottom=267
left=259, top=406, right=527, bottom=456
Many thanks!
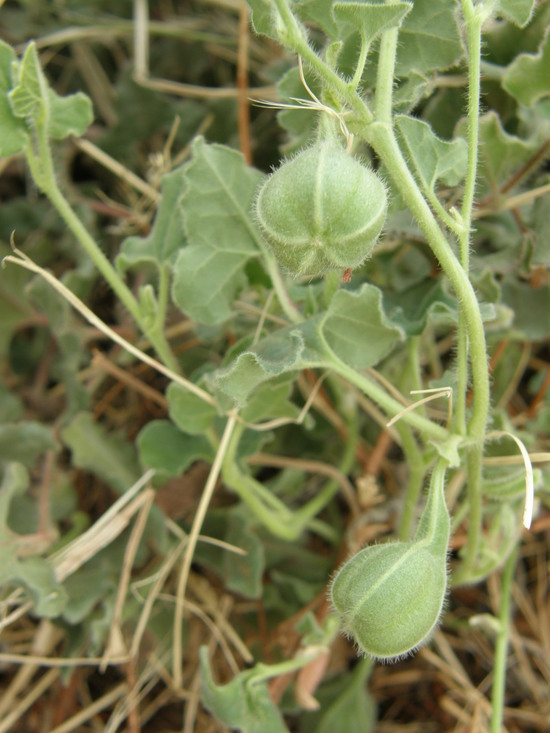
left=237, top=0, right=252, bottom=164
left=172, top=413, right=238, bottom=689
left=490, top=545, right=519, bottom=733
left=2, top=251, right=215, bottom=406
left=0, top=669, right=59, bottom=733
left=25, top=125, right=180, bottom=374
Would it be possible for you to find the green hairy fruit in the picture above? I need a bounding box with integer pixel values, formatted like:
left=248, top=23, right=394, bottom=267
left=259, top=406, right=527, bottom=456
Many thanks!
left=330, top=462, right=449, bottom=661
left=255, top=141, right=387, bottom=278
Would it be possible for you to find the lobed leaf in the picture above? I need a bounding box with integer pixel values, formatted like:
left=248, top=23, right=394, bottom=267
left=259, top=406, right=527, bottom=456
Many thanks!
left=137, top=420, right=214, bottom=475
left=8, top=41, right=49, bottom=126
left=172, top=138, right=264, bottom=324
left=0, top=41, right=28, bottom=156
left=321, top=285, right=404, bottom=369
left=61, top=412, right=140, bottom=494
left=117, top=166, right=186, bottom=272
left=395, top=0, right=462, bottom=76
left=461, top=111, right=537, bottom=194
left=502, top=29, right=550, bottom=107
left=200, top=648, right=289, bottom=733
left=246, top=0, right=282, bottom=41
left=395, top=115, right=468, bottom=191
left=0, top=421, right=57, bottom=467
left=0, top=463, right=68, bottom=618
left=498, top=0, right=537, bottom=27
left=332, top=1, right=413, bottom=44
left=167, top=383, right=218, bottom=435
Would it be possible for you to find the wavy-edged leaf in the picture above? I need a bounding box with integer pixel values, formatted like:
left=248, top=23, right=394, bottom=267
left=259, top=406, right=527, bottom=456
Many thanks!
left=200, top=647, right=289, bottom=733
left=459, top=111, right=537, bottom=194
left=172, top=138, right=264, bottom=324
left=8, top=41, right=48, bottom=125
left=117, top=166, right=186, bottom=272
left=246, top=0, right=281, bottom=40
left=333, top=1, right=412, bottom=44
left=321, top=284, right=404, bottom=369
left=0, top=463, right=67, bottom=618
left=498, top=0, right=536, bottom=27
left=382, top=279, right=457, bottom=336
left=215, top=319, right=325, bottom=407
left=167, top=383, right=218, bottom=436
left=0, top=421, right=58, bottom=467
left=396, top=115, right=468, bottom=191
left=0, top=41, right=28, bottom=156
left=137, top=420, right=214, bottom=475
left=61, top=412, right=140, bottom=494
left=502, top=29, right=550, bottom=106
left=396, top=0, right=462, bottom=76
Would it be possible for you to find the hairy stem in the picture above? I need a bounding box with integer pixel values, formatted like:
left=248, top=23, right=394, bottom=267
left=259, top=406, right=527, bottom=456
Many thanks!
left=455, top=0, right=483, bottom=436
left=28, top=128, right=180, bottom=372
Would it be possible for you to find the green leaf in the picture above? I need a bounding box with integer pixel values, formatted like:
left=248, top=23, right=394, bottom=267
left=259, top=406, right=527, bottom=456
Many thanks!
left=0, top=422, right=58, bottom=467
left=47, top=88, right=93, bottom=140
left=215, top=320, right=324, bottom=407
left=117, top=166, right=186, bottom=272
left=311, top=659, right=376, bottom=733
left=531, top=194, right=550, bottom=268
left=395, top=0, right=463, bottom=76
left=382, top=279, right=457, bottom=336
left=172, top=138, right=264, bottom=324
left=395, top=115, right=468, bottom=191
left=167, top=383, right=218, bottom=435
left=498, top=0, right=536, bottom=27
left=462, top=112, right=536, bottom=194
left=8, top=41, right=93, bottom=140
left=333, top=1, right=413, bottom=44
left=222, top=508, right=265, bottom=598
left=501, top=278, right=550, bottom=340
left=246, top=0, right=281, bottom=40
left=0, top=463, right=67, bottom=618
left=240, top=376, right=301, bottom=424
left=8, top=41, right=48, bottom=126
left=295, top=0, right=340, bottom=38
left=200, top=648, right=289, bottom=733
left=60, top=412, right=140, bottom=494
left=0, top=41, right=28, bottom=156
left=320, top=285, right=404, bottom=369
left=137, top=420, right=214, bottom=475
left=502, top=29, right=550, bottom=106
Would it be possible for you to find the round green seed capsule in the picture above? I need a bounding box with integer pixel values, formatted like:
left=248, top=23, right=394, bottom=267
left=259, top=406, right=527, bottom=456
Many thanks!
left=255, top=141, right=387, bottom=278
left=330, top=542, right=447, bottom=661
left=330, top=461, right=450, bottom=661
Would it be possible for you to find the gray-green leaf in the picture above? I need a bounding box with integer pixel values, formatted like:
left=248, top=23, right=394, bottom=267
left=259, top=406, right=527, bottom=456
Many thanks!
left=321, top=285, right=404, bottom=369
left=502, top=29, right=550, bottom=106
left=172, top=138, right=264, bottom=324
left=396, top=115, right=468, bottom=191
left=333, top=1, right=412, bottom=44
left=117, top=166, right=186, bottom=272
left=200, top=647, right=289, bottom=733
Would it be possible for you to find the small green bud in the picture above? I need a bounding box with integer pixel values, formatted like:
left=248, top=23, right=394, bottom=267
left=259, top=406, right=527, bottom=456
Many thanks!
left=255, top=141, right=387, bottom=278
left=330, top=461, right=449, bottom=661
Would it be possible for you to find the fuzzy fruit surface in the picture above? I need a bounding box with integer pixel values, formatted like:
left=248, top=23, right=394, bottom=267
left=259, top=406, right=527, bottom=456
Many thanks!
left=330, top=541, right=447, bottom=660
left=255, top=141, right=387, bottom=278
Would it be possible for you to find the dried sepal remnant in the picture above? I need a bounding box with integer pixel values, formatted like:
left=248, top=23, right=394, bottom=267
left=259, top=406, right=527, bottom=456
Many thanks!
left=330, top=461, right=449, bottom=661
left=255, top=140, right=387, bottom=278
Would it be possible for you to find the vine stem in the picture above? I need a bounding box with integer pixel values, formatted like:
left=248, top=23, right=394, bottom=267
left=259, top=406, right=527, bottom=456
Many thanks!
left=455, top=0, right=483, bottom=436
left=330, top=356, right=450, bottom=444
left=27, top=127, right=181, bottom=373
left=490, top=544, right=518, bottom=732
